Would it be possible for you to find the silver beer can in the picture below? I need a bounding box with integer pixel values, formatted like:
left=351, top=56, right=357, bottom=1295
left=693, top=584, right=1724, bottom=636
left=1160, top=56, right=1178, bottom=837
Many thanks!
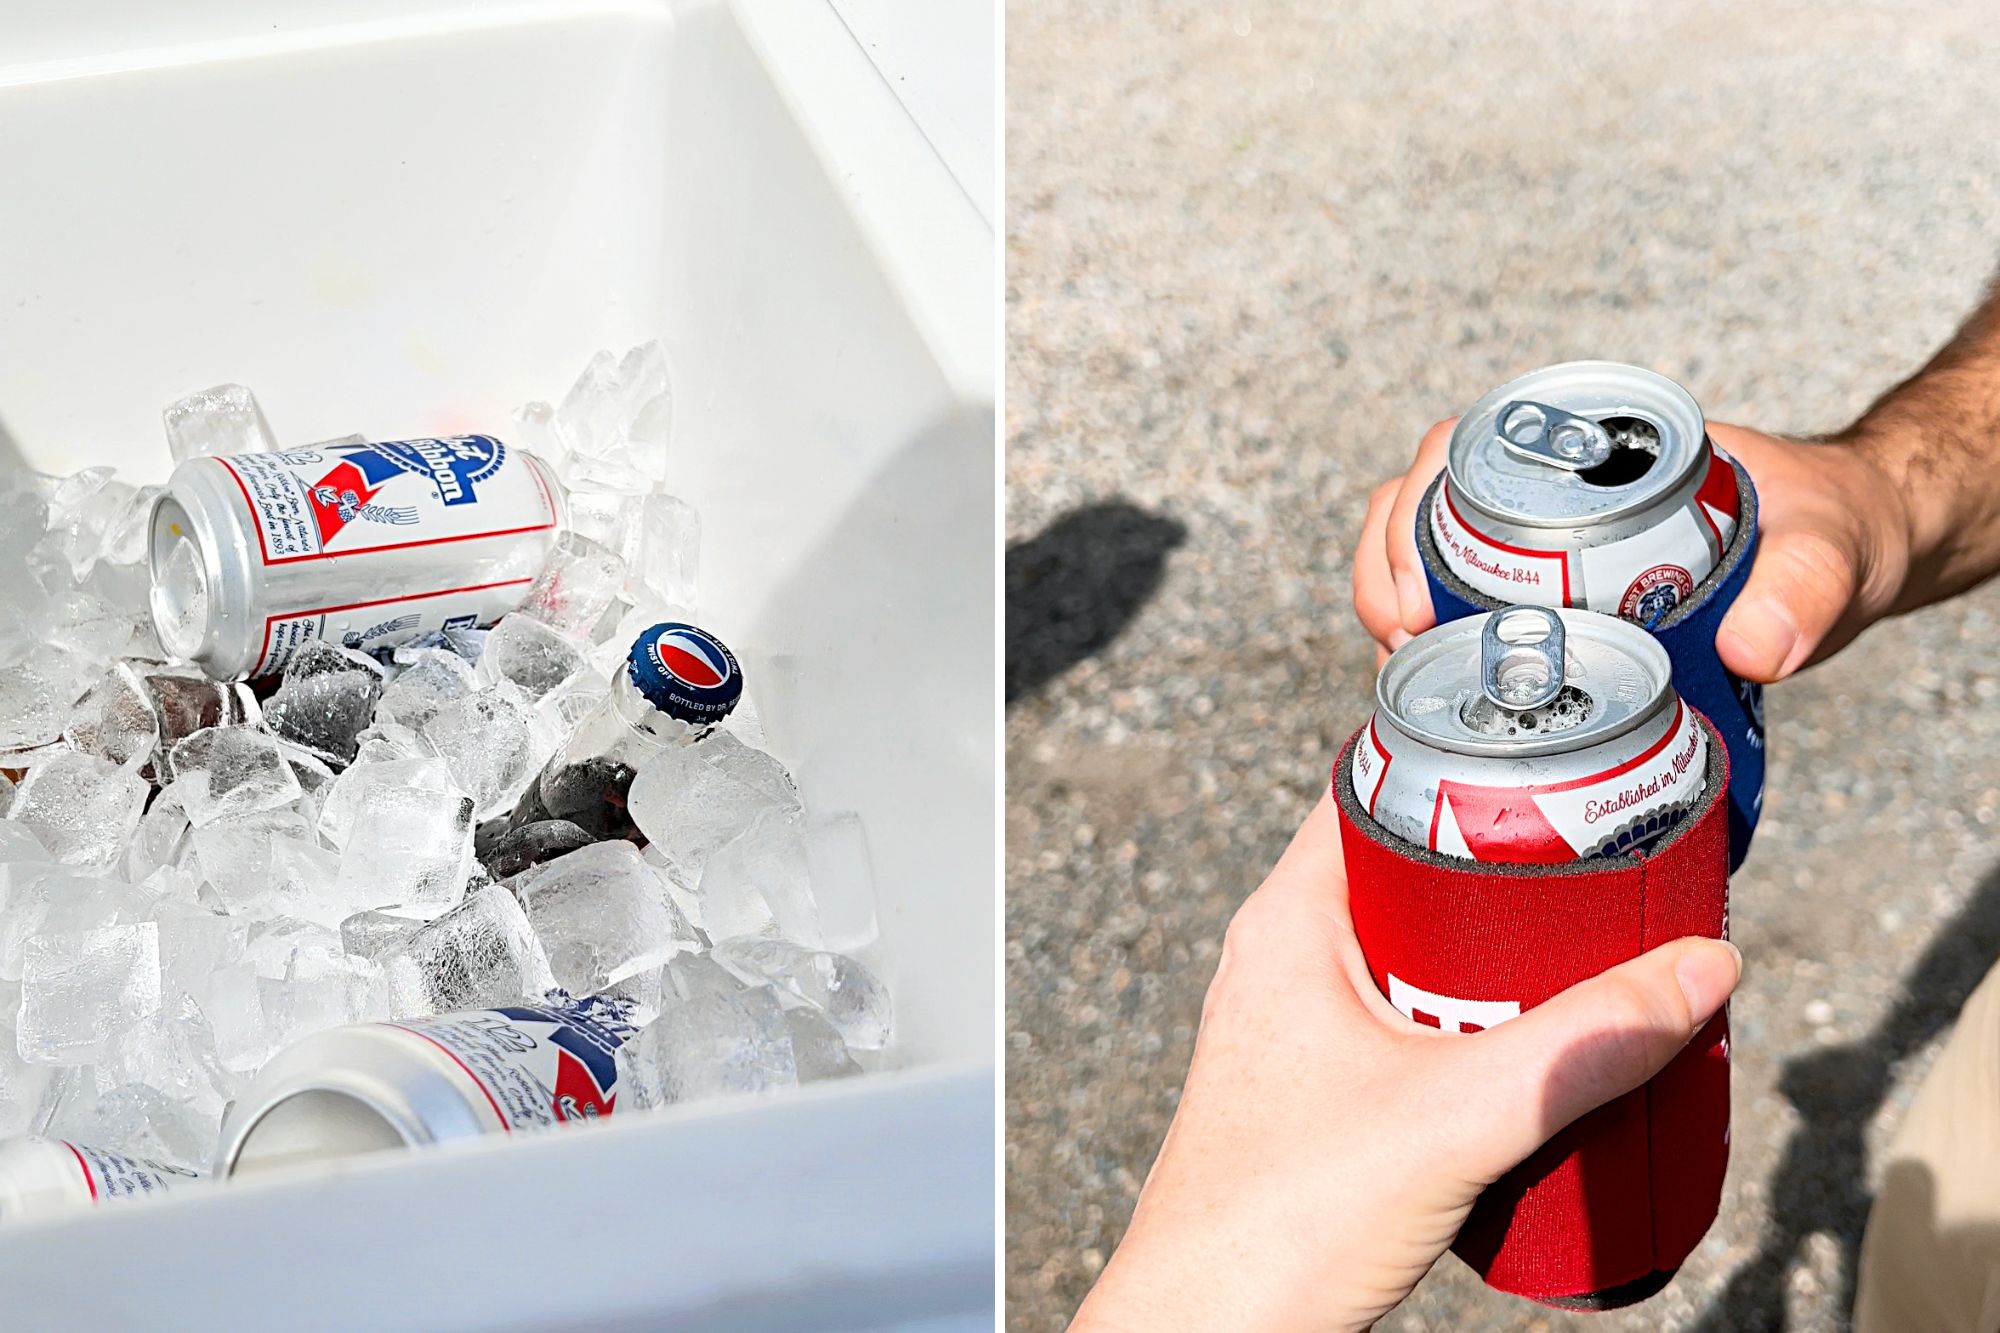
left=1352, top=606, right=1708, bottom=863
left=1429, top=362, right=1741, bottom=621
left=147, top=435, right=565, bottom=680
left=214, top=994, right=641, bottom=1179
left=0, top=1137, right=199, bottom=1221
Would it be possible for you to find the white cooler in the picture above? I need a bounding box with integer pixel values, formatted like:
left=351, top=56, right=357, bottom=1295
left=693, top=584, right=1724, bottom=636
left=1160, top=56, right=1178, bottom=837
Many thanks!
left=0, top=0, right=995, bottom=1326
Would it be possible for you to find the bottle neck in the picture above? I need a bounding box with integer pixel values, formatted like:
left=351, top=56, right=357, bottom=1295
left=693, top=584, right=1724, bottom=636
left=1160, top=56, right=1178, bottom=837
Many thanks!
left=607, top=663, right=711, bottom=749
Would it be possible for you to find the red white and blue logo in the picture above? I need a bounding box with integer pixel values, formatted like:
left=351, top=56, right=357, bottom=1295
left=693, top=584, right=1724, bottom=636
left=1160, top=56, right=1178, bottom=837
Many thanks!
left=652, top=625, right=733, bottom=689
left=304, top=436, right=507, bottom=548
left=630, top=622, right=743, bottom=725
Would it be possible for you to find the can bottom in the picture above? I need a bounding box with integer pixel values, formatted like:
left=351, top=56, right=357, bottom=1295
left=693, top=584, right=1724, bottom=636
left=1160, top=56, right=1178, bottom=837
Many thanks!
left=1534, top=1266, right=1674, bottom=1310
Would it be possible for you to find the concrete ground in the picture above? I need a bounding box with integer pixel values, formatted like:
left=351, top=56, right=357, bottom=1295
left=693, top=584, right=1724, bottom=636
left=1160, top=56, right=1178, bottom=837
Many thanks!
left=1005, top=3, right=2000, bottom=1329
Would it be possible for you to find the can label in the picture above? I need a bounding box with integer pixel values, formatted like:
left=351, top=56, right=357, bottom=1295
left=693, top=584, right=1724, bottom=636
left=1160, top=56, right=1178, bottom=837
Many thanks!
left=219, top=437, right=557, bottom=565
left=256, top=592, right=513, bottom=677
left=1429, top=487, right=1570, bottom=604
left=389, top=995, right=641, bottom=1131
left=63, top=1142, right=199, bottom=1203
left=1349, top=718, right=1393, bottom=817
left=1428, top=700, right=1707, bottom=862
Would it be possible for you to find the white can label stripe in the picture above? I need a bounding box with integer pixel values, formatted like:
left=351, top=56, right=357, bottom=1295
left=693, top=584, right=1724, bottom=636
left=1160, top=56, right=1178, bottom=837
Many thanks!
left=1430, top=486, right=1570, bottom=604
left=220, top=437, right=556, bottom=565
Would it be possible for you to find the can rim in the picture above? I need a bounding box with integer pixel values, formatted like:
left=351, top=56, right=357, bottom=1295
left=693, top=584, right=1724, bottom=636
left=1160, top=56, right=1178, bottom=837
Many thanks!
left=1445, top=360, right=1707, bottom=529
left=1375, top=608, right=1675, bottom=758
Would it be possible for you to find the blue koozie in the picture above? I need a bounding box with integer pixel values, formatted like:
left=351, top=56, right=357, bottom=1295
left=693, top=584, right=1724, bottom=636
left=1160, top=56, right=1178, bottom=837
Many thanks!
left=1418, top=463, right=1765, bottom=871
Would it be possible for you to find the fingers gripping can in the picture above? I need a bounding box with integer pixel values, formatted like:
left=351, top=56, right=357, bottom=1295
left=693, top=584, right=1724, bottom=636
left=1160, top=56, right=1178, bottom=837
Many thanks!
left=1353, top=606, right=1708, bottom=862
left=1427, top=362, right=1740, bottom=619
left=214, top=994, right=641, bottom=1178
left=148, top=436, right=566, bottom=680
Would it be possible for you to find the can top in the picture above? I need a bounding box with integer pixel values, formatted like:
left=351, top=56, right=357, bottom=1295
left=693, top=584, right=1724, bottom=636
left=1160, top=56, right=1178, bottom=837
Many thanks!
left=1376, top=606, right=1673, bottom=758
left=1445, top=361, right=1707, bottom=527
left=625, top=622, right=743, bottom=724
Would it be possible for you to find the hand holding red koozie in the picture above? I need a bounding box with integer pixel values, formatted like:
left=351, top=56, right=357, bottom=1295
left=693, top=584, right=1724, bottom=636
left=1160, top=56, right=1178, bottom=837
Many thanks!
left=1334, top=607, right=1733, bottom=1308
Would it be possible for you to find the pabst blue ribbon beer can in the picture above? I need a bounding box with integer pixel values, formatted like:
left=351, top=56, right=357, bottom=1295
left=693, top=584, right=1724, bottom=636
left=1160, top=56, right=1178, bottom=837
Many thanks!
left=1354, top=606, right=1707, bottom=862
left=1428, top=362, right=1739, bottom=619
left=214, top=993, right=640, bottom=1178
left=0, top=1137, right=199, bottom=1221
left=147, top=436, right=566, bottom=680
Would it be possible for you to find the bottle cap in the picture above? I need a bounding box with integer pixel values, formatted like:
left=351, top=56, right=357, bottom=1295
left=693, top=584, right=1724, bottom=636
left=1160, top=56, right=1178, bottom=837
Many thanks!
left=626, top=622, right=742, bottom=724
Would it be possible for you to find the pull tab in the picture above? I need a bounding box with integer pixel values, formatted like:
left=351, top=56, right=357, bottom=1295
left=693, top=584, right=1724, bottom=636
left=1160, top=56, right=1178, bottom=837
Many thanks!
left=1495, top=400, right=1612, bottom=471
left=1482, top=605, right=1566, bottom=711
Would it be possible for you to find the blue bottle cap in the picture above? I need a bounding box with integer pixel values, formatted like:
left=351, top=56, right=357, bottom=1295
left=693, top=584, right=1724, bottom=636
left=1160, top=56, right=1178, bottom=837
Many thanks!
left=626, top=622, right=743, bottom=724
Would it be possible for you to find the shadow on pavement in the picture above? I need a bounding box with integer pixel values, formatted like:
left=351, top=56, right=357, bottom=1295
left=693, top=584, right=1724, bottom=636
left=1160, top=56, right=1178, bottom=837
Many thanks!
left=1694, top=856, right=2000, bottom=1330
left=1005, top=501, right=1185, bottom=705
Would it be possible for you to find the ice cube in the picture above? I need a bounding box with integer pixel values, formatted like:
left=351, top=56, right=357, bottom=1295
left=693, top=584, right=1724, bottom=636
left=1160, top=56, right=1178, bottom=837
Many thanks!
left=518, top=532, right=627, bottom=638
left=169, top=726, right=302, bottom=827
left=316, top=756, right=457, bottom=849
left=124, top=788, right=190, bottom=883
left=698, top=807, right=821, bottom=946
left=258, top=962, right=369, bottom=1051
left=617, top=986, right=797, bottom=1105
left=477, top=614, right=588, bottom=701
left=339, top=910, right=423, bottom=962
left=6, top=752, right=148, bottom=872
left=335, top=782, right=475, bottom=916
left=18, top=923, right=163, bottom=1065
left=0, top=774, right=13, bottom=819
left=420, top=684, right=554, bottom=819
left=557, top=344, right=672, bottom=463
left=0, top=819, right=48, bottom=881
left=163, top=383, right=276, bottom=463
left=0, top=1016, right=56, bottom=1136
left=276, top=743, right=338, bottom=826
left=806, top=810, right=881, bottom=954
left=373, top=648, right=477, bottom=731
left=514, top=841, right=697, bottom=995
left=635, top=494, right=700, bottom=608
left=785, top=1007, right=862, bottom=1083
left=63, top=661, right=159, bottom=772
left=374, top=886, right=556, bottom=1015
left=0, top=484, right=49, bottom=566
left=151, top=901, right=245, bottom=1012
left=710, top=938, right=892, bottom=1050
left=48, top=587, right=140, bottom=662
left=560, top=485, right=647, bottom=570
left=207, top=966, right=272, bottom=1073
left=0, top=870, right=137, bottom=983
left=284, top=639, right=389, bottom=683
left=475, top=818, right=594, bottom=882
left=534, top=669, right=608, bottom=741
left=629, top=734, right=803, bottom=881
left=189, top=809, right=315, bottom=912
left=98, top=484, right=163, bottom=569
left=0, top=644, right=93, bottom=756
left=263, top=671, right=382, bottom=767
left=48, top=477, right=137, bottom=578
left=100, top=991, right=236, bottom=1125
left=142, top=666, right=254, bottom=772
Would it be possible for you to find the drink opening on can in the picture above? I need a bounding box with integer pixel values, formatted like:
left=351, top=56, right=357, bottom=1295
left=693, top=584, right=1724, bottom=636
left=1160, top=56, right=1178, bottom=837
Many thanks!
left=1428, top=362, right=1741, bottom=619
left=1354, top=606, right=1708, bottom=863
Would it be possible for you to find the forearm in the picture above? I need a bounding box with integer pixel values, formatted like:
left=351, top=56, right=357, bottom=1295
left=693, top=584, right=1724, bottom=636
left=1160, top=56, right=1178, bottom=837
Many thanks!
left=1834, top=276, right=2000, bottom=611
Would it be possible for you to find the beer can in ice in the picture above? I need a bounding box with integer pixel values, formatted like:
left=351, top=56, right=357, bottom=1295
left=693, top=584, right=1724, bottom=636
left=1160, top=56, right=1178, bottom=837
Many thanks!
left=214, top=994, right=642, bottom=1178
left=0, top=1136, right=198, bottom=1221
left=147, top=436, right=565, bottom=680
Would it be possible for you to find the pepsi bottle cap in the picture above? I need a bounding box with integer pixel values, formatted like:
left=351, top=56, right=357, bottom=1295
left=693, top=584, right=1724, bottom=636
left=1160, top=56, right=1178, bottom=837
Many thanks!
left=626, top=622, right=743, bottom=724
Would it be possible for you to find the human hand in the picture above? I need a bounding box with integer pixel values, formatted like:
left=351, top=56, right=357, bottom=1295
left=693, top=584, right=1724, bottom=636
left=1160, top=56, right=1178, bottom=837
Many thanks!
left=1070, top=795, right=1741, bottom=1333
left=1348, top=419, right=1913, bottom=682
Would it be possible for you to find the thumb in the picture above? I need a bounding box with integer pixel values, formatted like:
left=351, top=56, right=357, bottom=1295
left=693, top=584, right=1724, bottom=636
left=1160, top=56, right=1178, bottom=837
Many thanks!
left=1450, top=936, right=1741, bottom=1178
left=1716, top=530, right=1863, bottom=682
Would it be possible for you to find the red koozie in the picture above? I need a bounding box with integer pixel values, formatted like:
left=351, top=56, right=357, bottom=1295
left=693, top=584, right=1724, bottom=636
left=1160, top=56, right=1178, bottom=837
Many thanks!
left=1332, top=719, right=1732, bottom=1309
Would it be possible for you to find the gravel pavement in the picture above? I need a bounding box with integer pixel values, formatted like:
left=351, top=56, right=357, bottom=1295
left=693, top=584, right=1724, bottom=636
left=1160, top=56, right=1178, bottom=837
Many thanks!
left=1005, top=4, right=2000, bottom=1329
